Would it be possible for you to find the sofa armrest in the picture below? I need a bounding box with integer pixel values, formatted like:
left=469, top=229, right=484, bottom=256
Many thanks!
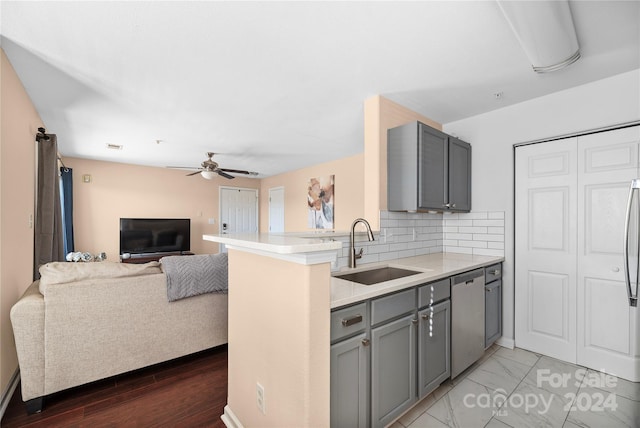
left=10, top=281, right=45, bottom=402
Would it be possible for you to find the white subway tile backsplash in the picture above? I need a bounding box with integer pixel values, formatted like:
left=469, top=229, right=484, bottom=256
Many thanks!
left=458, top=240, right=488, bottom=248
left=444, top=219, right=473, bottom=227
left=472, top=219, right=504, bottom=227
left=379, top=252, right=400, bottom=261
left=458, top=226, right=488, bottom=234
left=472, top=248, right=504, bottom=257
left=446, top=246, right=473, bottom=254
left=440, top=239, right=459, bottom=246
left=473, top=233, right=504, bottom=242
left=487, top=227, right=504, bottom=235
left=459, top=212, right=488, bottom=219
left=445, top=233, right=473, bottom=240
left=330, top=211, right=503, bottom=272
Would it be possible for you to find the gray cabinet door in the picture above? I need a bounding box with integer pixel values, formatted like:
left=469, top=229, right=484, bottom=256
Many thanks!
left=418, top=124, right=448, bottom=210
left=485, top=279, right=502, bottom=348
left=448, top=137, right=471, bottom=212
left=371, top=314, right=417, bottom=428
left=331, top=332, right=369, bottom=428
left=418, top=300, right=451, bottom=398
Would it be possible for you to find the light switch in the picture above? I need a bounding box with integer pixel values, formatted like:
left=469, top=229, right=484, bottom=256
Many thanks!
left=208, top=218, right=216, bottom=225
left=82, top=174, right=91, bottom=183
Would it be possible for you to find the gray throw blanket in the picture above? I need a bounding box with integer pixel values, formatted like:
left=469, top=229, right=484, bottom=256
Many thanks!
left=161, top=253, right=228, bottom=302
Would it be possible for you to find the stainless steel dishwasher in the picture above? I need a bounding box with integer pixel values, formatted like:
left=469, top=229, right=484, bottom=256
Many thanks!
left=450, top=268, right=485, bottom=378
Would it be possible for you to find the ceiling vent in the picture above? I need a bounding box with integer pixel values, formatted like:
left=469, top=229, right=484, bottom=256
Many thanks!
left=106, top=143, right=123, bottom=150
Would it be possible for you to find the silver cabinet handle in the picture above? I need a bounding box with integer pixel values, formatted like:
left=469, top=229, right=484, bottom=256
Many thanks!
left=421, top=313, right=430, bottom=320
left=490, top=269, right=501, bottom=276
left=361, top=338, right=370, bottom=346
left=412, top=319, right=419, bottom=325
left=341, top=314, right=363, bottom=327
left=485, top=287, right=492, bottom=292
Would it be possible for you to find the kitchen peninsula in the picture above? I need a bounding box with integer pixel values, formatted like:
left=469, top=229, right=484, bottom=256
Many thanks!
left=203, top=232, right=503, bottom=427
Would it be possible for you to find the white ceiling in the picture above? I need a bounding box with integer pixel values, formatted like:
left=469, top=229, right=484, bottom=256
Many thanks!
left=2, top=1, right=639, bottom=177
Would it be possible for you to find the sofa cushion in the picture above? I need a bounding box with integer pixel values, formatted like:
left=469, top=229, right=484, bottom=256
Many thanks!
left=39, top=261, right=162, bottom=295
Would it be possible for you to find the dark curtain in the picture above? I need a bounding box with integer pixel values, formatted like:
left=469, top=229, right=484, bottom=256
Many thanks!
left=60, top=167, right=75, bottom=255
left=34, top=134, right=65, bottom=280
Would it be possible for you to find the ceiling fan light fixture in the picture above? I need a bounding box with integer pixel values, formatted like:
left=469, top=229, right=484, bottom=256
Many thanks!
left=201, top=170, right=217, bottom=180
left=497, top=0, right=580, bottom=73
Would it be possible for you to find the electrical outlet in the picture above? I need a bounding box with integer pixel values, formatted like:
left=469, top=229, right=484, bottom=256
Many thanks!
left=256, top=382, right=265, bottom=414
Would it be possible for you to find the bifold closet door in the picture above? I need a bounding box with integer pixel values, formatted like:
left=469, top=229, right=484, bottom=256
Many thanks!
left=515, top=137, right=578, bottom=364
left=576, top=127, right=640, bottom=382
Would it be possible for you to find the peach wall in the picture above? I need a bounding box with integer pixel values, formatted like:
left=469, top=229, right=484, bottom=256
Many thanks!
left=0, top=49, right=40, bottom=396
left=226, top=249, right=330, bottom=426
left=64, top=157, right=260, bottom=259
left=259, top=153, right=364, bottom=232
left=363, top=95, right=441, bottom=229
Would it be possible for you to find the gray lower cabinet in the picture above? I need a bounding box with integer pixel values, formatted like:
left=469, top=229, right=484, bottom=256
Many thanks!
left=484, top=263, right=503, bottom=349
left=371, top=314, right=417, bottom=428
left=485, top=279, right=502, bottom=348
left=330, top=332, right=369, bottom=428
left=418, top=300, right=450, bottom=398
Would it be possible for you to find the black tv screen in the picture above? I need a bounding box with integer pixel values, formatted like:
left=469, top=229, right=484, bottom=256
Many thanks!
left=120, top=218, right=191, bottom=256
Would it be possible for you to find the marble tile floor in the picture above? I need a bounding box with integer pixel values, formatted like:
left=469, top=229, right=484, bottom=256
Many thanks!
left=390, top=344, right=640, bottom=428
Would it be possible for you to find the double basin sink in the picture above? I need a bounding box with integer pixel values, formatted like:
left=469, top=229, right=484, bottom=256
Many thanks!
left=333, top=266, right=426, bottom=285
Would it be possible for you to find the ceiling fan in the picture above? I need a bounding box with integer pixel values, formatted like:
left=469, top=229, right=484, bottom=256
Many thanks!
left=167, top=152, right=259, bottom=180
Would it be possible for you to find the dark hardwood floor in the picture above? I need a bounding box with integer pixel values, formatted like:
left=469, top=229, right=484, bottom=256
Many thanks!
left=1, top=345, right=228, bottom=428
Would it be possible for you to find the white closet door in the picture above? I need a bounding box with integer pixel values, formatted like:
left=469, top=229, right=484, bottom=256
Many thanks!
left=577, top=127, right=640, bottom=381
left=515, top=137, right=578, bottom=363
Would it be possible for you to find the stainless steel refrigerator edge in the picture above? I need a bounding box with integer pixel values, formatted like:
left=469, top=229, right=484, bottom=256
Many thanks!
left=624, top=179, right=640, bottom=307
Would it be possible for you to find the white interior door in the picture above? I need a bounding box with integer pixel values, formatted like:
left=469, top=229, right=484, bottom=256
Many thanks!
left=219, top=187, right=258, bottom=252
left=576, top=127, right=640, bottom=381
left=268, top=187, right=285, bottom=233
left=515, top=137, right=578, bottom=363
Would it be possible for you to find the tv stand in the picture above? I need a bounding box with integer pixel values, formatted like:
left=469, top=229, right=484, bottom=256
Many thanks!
left=121, top=252, right=194, bottom=264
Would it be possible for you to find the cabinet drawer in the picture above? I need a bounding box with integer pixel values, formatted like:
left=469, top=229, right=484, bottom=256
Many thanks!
left=485, top=263, right=502, bottom=283
left=371, top=289, right=415, bottom=326
left=331, top=303, right=368, bottom=342
left=418, top=279, right=450, bottom=308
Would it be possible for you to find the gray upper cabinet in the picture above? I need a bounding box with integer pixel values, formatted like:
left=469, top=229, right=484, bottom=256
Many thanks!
left=388, top=121, right=471, bottom=212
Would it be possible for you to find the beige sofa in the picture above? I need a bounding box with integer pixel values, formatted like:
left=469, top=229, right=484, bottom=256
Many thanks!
left=10, top=261, right=228, bottom=414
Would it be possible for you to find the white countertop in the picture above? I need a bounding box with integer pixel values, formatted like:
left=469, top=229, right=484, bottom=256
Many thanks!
left=331, top=253, right=504, bottom=309
left=203, top=233, right=343, bottom=254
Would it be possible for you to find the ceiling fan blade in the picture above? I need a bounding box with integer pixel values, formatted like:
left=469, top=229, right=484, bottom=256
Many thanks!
left=219, top=168, right=259, bottom=176
left=166, top=166, right=199, bottom=170
left=186, top=170, right=202, bottom=176
left=217, top=170, right=235, bottom=179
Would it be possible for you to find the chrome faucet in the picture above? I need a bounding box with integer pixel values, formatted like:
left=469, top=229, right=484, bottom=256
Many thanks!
left=349, top=218, right=375, bottom=268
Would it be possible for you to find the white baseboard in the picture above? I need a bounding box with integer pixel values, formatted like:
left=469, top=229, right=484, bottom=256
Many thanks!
left=221, top=405, right=244, bottom=428
left=0, top=369, right=20, bottom=421
left=496, top=336, right=515, bottom=349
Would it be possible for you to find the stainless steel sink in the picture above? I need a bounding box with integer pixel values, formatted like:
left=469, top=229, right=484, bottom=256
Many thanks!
left=333, top=266, right=423, bottom=285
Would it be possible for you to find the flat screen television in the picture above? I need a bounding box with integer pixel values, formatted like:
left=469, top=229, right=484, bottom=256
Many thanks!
left=120, top=218, right=191, bottom=257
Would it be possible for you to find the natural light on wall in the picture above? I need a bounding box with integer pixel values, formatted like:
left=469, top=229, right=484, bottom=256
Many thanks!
left=497, top=0, right=581, bottom=73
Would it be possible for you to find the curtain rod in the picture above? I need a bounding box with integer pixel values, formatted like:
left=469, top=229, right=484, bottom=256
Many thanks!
left=35, top=127, right=50, bottom=142
left=36, top=127, right=68, bottom=170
